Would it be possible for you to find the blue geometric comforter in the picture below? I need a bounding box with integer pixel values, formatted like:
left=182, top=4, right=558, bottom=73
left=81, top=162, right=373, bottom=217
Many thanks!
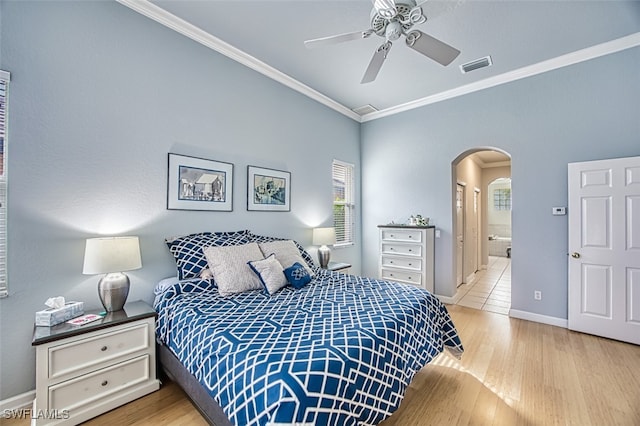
left=154, top=269, right=463, bottom=426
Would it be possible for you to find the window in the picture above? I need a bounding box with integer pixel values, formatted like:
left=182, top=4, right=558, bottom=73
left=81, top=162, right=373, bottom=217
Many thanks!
left=332, top=160, right=355, bottom=246
left=0, top=70, right=9, bottom=298
left=493, top=188, right=511, bottom=211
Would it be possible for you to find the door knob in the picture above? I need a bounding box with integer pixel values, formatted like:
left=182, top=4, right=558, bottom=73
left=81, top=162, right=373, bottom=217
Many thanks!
left=571, top=252, right=581, bottom=259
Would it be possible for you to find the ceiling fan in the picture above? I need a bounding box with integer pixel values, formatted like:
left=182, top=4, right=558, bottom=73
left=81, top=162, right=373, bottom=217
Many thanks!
left=304, top=0, right=461, bottom=84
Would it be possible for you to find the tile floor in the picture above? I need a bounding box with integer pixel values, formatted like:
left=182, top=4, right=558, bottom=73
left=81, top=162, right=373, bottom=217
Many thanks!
left=456, top=256, right=511, bottom=315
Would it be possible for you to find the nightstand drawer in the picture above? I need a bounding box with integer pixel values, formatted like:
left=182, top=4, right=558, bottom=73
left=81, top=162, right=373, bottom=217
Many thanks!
left=49, top=322, right=150, bottom=379
left=381, top=229, right=423, bottom=243
left=49, top=354, right=150, bottom=411
left=381, top=255, right=422, bottom=271
left=381, top=268, right=422, bottom=285
left=381, top=243, right=422, bottom=257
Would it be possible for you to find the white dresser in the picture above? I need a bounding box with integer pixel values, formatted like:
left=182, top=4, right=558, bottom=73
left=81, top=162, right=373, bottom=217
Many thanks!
left=379, top=225, right=435, bottom=293
left=31, top=301, right=160, bottom=425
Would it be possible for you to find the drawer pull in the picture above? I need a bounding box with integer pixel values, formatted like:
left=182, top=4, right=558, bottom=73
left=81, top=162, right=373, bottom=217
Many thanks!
left=101, top=380, right=108, bottom=387
left=101, top=346, right=108, bottom=352
left=408, top=235, right=413, bottom=238
left=408, top=249, right=413, bottom=252
left=408, top=263, right=412, bottom=266
left=389, top=247, right=394, bottom=251
left=389, top=273, right=394, bottom=277
left=389, top=260, right=394, bottom=264
left=390, top=234, right=394, bottom=238
left=408, top=277, right=412, bottom=280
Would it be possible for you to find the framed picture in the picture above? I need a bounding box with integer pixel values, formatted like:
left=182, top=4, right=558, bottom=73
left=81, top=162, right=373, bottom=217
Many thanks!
left=247, top=166, right=291, bottom=211
left=167, top=153, right=233, bottom=211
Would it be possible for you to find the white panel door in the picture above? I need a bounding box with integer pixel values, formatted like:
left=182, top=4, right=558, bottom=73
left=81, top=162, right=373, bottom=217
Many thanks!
left=456, top=184, right=464, bottom=286
left=568, top=156, right=640, bottom=345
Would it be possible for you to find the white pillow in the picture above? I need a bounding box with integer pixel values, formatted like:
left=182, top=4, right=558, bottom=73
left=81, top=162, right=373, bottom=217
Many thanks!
left=154, top=276, right=180, bottom=295
left=203, top=242, right=265, bottom=296
left=258, top=240, right=314, bottom=277
left=248, top=254, right=288, bottom=295
left=200, top=268, right=213, bottom=280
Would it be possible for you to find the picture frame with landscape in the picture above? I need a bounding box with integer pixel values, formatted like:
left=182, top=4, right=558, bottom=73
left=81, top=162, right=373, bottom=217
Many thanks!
left=247, top=166, right=290, bottom=211
left=167, top=153, right=233, bottom=211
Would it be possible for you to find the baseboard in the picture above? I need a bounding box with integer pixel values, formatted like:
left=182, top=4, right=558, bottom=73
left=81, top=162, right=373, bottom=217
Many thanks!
left=435, top=292, right=462, bottom=305
left=465, top=272, right=477, bottom=285
left=0, top=389, right=34, bottom=411
left=509, top=309, right=568, bottom=328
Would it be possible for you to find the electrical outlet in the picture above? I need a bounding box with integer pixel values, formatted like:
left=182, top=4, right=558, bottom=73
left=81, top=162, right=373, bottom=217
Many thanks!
left=534, top=290, right=542, bottom=300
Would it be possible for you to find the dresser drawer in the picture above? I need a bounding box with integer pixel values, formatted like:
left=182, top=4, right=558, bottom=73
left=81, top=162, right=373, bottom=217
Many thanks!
left=48, top=354, right=150, bottom=411
left=381, top=243, right=422, bottom=257
left=381, top=229, right=423, bottom=243
left=381, top=255, right=422, bottom=271
left=49, top=322, right=150, bottom=379
left=381, top=268, right=422, bottom=285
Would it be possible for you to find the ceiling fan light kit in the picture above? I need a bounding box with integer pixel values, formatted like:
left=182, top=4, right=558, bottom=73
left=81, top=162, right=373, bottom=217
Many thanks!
left=304, top=0, right=461, bottom=84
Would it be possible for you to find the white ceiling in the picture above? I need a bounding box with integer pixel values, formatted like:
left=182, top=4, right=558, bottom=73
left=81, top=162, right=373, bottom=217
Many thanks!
left=471, top=150, right=510, bottom=167
left=120, top=0, right=640, bottom=121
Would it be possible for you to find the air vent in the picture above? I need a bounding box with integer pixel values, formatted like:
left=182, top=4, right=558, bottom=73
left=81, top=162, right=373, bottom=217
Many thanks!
left=460, top=56, right=493, bottom=74
left=352, top=104, right=379, bottom=115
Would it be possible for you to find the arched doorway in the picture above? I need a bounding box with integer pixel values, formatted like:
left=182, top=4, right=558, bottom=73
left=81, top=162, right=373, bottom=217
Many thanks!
left=452, top=148, right=512, bottom=314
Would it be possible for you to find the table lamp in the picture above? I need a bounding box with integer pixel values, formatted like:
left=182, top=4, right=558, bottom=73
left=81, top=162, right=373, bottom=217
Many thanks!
left=312, top=227, right=336, bottom=269
left=82, top=236, right=142, bottom=312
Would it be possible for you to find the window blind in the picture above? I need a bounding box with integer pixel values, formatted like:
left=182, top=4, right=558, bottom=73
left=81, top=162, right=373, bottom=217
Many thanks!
left=0, top=70, right=9, bottom=298
left=332, top=160, right=355, bottom=245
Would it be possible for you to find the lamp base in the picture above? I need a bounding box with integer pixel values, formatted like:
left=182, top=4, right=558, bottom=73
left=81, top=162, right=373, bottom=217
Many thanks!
left=317, top=245, right=331, bottom=269
left=98, top=272, right=130, bottom=312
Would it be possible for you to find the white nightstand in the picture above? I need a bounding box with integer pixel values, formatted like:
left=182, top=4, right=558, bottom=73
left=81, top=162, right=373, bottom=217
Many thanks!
left=31, top=301, right=160, bottom=425
left=326, top=261, right=352, bottom=273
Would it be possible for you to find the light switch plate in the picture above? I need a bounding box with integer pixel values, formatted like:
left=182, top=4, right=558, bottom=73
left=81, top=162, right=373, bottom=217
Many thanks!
left=552, top=206, right=566, bottom=215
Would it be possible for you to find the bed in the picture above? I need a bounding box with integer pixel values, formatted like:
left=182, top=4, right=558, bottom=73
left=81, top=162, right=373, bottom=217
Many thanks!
left=154, top=230, right=463, bottom=425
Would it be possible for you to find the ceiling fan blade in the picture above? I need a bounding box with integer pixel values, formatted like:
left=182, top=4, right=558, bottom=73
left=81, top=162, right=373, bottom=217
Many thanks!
left=405, top=30, right=460, bottom=66
left=361, top=42, right=392, bottom=84
left=304, top=30, right=373, bottom=49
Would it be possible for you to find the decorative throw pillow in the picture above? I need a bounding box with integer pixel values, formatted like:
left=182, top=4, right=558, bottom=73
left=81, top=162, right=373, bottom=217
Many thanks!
left=249, top=232, right=318, bottom=270
left=247, top=254, right=287, bottom=296
left=165, top=230, right=251, bottom=280
left=258, top=240, right=315, bottom=277
left=284, top=262, right=312, bottom=289
left=203, top=242, right=264, bottom=296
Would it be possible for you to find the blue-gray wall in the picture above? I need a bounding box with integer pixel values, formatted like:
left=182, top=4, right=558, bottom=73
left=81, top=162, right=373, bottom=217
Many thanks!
left=361, top=46, right=640, bottom=318
left=0, top=1, right=360, bottom=399
left=1, top=0, right=639, bottom=404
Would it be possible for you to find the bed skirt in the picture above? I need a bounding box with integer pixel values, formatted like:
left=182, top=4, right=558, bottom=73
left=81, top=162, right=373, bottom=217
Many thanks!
left=158, top=342, right=232, bottom=426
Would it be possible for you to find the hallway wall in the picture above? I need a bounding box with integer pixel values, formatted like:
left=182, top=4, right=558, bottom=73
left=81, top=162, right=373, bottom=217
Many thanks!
left=455, top=156, right=482, bottom=283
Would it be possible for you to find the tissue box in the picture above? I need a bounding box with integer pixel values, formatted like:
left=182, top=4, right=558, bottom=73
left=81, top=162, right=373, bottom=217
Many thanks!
left=35, top=301, right=84, bottom=327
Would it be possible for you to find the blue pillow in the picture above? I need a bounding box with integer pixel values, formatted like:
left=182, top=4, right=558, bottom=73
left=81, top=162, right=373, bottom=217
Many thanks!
left=284, top=262, right=312, bottom=289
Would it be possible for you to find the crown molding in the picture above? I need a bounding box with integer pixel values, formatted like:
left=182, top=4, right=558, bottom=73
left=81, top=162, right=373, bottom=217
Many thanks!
left=472, top=157, right=511, bottom=169
left=116, top=1, right=640, bottom=124
left=115, top=0, right=362, bottom=122
left=360, top=32, right=640, bottom=122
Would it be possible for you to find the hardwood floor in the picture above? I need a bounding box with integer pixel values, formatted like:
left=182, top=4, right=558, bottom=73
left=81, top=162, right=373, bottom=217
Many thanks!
left=3, top=305, right=639, bottom=425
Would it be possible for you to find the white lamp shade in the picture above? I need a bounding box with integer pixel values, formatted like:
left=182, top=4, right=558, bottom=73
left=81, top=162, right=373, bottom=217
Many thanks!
left=313, top=227, right=336, bottom=246
left=82, top=236, right=142, bottom=275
